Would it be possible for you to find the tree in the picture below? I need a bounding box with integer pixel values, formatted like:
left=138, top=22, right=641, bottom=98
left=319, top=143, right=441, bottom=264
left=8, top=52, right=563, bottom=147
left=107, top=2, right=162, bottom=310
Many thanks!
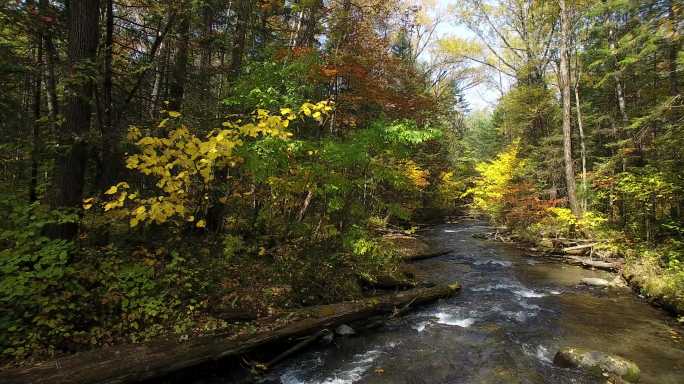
left=559, top=0, right=579, bottom=216
left=168, top=2, right=190, bottom=111
left=50, top=0, right=100, bottom=238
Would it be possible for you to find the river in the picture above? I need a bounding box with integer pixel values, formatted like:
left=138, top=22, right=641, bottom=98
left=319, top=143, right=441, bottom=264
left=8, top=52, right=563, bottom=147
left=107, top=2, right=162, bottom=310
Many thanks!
left=212, top=220, right=684, bottom=383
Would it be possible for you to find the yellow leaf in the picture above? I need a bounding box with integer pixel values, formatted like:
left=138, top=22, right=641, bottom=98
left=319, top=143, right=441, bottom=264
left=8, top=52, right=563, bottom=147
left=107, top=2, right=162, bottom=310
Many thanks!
left=127, top=126, right=142, bottom=141
left=168, top=111, right=181, bottom=118
left=196, top=220, right=206, bottom=228
left=104, top=186, right=118, bottom=195
left=104, top=201, right=117, bottom=212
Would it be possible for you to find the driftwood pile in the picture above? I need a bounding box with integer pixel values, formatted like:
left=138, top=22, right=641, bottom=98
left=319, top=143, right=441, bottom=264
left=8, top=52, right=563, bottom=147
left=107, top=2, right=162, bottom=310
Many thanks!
left=474, top=231, right=623, bottom=272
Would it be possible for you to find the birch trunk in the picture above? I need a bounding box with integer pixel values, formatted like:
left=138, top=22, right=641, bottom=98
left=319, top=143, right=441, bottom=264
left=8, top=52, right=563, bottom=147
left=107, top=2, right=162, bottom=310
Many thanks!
left=559, top=0, right=580, bottom=217
left=574, top=59, right=587, bottom=213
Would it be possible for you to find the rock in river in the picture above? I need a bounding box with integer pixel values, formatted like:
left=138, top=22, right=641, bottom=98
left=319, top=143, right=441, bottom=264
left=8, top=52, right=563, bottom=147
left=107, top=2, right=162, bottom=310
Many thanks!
left=553, top=347, right=640, bottom=382
left=580, top=277, right=613, bottom=287
left=335, top=324, right=356, bottom=336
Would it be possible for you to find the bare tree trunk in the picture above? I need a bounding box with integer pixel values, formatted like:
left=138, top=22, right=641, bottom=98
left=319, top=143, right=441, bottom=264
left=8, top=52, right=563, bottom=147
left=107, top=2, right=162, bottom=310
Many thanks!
left=574, top=57, right=587, bottom=213
left=298, top=1, right=322, bottom=48
left=667, top=0, right=679, bottom=96
left=44, top=37, right=59, bottom=122
left=50, top=0, right=100, bottom=238
left=560, top=0, right=579, bottom=217
left=229, top=0, right=250, bottom=80
left=608, top=15, right=629, bottom=173
left=123, top=12, right=176, bottom=107
left=40, top=0, right=59, bottom=135
left=169, top=4, right=191, bottom=111
left=290, top=10, right=303, bottom=48
left=297, top=190, right=313, bottom=222
left=615, top=73, right=628, bottom=124
left=99, top=0, right=117, bottom=187
left=29, top=35, right=43, bottom=203
left=150, top=39, right=165, bottom=119
left=199, top=0, right=215, bottom=128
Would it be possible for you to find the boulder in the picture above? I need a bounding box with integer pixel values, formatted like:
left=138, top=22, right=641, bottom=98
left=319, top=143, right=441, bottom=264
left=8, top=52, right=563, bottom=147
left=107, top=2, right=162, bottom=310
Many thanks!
left=335, top=324, right=356, bottom=336
left=580, top=277, right=613, bottom=287
left=383, top=234, right=430, bottom=260
left=319, top=331, right=335, bottom=345
left=553, top=347, right=640, bottom=382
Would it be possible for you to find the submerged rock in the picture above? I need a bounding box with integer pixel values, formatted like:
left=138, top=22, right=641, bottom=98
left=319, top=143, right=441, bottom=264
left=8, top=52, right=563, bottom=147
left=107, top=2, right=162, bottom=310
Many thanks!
left=319, top=331, right=335, bottom=345
left=580, top=277, right=613, bottom=287
left=553, top=347, right=640, bottom=382
left=335, top=324, right=356, bottom=336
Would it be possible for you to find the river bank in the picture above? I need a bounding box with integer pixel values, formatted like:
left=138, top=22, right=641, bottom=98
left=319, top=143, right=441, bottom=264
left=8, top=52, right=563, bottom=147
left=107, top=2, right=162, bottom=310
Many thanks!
left=476, top=225, right=684, bottom=319
left=0, top=228, right=459, bottom=384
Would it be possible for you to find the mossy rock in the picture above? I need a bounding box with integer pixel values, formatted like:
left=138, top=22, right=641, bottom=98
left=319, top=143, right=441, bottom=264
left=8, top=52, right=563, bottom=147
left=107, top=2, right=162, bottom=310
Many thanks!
left=554, top=347, right=640, bottom=382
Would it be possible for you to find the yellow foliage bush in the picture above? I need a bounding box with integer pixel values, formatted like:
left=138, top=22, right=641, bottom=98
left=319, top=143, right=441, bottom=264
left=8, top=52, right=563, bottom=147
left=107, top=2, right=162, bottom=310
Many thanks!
left=530, top=207, right=609, bottom=238
left=435, top=171, right=465, bottom=209
left=87, top=102, right=333, bottom=228
left=403, top=160, right=430, bottom=190
left=466, top=140, right=525, bottom=220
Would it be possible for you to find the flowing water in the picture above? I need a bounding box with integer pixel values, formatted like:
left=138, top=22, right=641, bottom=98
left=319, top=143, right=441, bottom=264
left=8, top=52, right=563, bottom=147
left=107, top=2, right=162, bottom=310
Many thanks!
left=221, top=221, right=684, bottom=383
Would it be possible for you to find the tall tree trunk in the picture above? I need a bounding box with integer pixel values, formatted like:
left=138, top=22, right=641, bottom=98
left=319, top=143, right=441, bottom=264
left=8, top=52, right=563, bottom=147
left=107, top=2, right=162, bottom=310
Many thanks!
left=199, top=0, right=215, bottom=128
left=606, top=7, right=628, bottom=174
left=39, top=0, right=59, bottom=134
left=29, top=35, right=43, bottom=203
left=44, top=37, right=59, bottom=124
left=150, top=38, right=166, bottom=119
left=608, top=13, right=628, bottom=124
left=99, top=0, right=117, bottom=187
left=229, top=0, right=249, bottom=80
left=575, top=72, right=587, bottom=213
left=290, top=10, right=303, bottom=48
left=169, top=5, right=190, bottom=111
left=667, top=0, right=679, bottom=96
left=123, top=12, right=176, bottom=107
left=50, top=0, right=100, bottom=238
left=560, top=0, right=579, bottom=217
left=303, top=1, right=322, bottom=48
left=573, top=51, right=587, bottom=213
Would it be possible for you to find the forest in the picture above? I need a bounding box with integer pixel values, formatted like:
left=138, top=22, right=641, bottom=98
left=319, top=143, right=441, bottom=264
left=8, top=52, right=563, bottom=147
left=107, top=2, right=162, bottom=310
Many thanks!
left=0, top=0, right=682, bottom=382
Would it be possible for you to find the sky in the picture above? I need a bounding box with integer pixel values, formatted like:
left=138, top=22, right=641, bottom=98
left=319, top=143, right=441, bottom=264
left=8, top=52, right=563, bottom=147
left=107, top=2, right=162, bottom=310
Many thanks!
left=424, top=0, right=506, bottom=112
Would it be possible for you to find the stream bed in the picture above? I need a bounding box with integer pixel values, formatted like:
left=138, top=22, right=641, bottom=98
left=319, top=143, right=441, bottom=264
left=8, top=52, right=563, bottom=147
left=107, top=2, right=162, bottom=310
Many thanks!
left=219, top=220, right=684, bottom=383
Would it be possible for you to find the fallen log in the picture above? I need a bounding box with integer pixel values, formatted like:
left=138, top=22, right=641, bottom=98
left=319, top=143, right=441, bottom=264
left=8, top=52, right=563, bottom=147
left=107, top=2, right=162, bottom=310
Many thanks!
left=561, top=243, right=598, bottom=255
left=258, top=328, right=331, bottom=370
left=1, top=283, right=461, bottom=384
left=565, top=256, right=621, bottom=272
